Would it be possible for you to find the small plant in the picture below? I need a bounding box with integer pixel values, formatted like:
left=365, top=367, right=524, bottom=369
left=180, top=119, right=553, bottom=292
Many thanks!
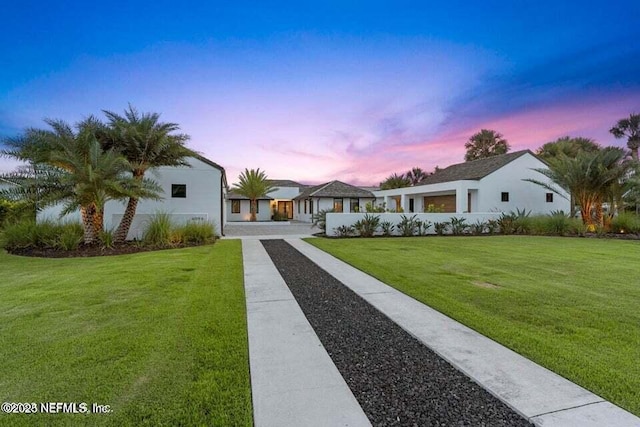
left=334, top=225, right=355, bottom=237
left=178, top=220, right=217, bottom=244
left=143, top=212, right=174, bottom=247
left=416, top=220, right=432, bottom=236
left=99, top=229, right=115, bottom=249
left=398, top=214, right=419, bottom=236
left=449, top=217, right=469, bottom=235
left=512, top=208, right=532, bottom=234
left=353, top=213, right=380, bottom=237
left=312, top=209, right=334, bottom=233
left=380, top=220, right=395, bottom=237
left=365, top=202, right=386, bottom=213
left=424, top=203, right=445, bottom=213
left=433, top=221, right=449, bottom=235
left=497, top=212, right=517, bottom=235
left=470, top=220, right=487, bottom=235
left=609, top=212, right=640, bottom=234
left=56, top=223, right=83, bottom=250
left=486, top=219, right=499, bottom=234
left=271, top=210, right=289, bottom=221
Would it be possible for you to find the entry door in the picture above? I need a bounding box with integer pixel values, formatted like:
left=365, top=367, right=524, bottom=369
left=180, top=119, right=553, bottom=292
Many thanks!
left=278, top=201, right=293, bottom=219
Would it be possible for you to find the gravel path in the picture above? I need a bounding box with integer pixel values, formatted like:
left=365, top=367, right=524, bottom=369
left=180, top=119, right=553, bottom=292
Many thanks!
left=262, top=239, right=531, bottom=427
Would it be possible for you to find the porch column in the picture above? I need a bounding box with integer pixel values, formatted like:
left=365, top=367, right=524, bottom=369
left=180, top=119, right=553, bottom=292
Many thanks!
left=384, top=195, right=391, bottom=210
left=400, top=194, right=407, bottom=212
left=455, top=185, right=467, bottom=213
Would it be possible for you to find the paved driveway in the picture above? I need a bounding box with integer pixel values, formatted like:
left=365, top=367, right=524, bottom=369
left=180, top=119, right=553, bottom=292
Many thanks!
left=223, top=221, right=320, bottom=239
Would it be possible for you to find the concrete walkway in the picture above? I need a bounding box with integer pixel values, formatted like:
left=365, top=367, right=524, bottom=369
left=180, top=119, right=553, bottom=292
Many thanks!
left=242, top=239, right=371, bottom=427
left=224, top=221, right=319, bottom=239
left=242, top=236, right=640, bottom=426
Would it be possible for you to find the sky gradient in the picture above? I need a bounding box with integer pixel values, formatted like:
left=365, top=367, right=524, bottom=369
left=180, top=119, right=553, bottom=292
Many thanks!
left=1, top=2, right=639, bottom=185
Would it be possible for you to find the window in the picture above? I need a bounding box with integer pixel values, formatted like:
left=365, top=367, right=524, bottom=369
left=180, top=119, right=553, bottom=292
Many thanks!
left=501, top=192, right=509, bottom=202
left=256, top=201, right=259, bottom=213
left=409, top=198, right=414, bottom=213
left=309, top=199, right=314, bottom=215
left=334, top=198, right=343, bottom=213
left=172, top=184, right=186, bottom=198
left=297, top=201, right=300, bottom=214
left=546, top=193, right=553, bottom=203
left=350, top=198, right=359, bottom=213
left=304, top=200, right=307, bottom=214
left=231, top=200, right=240, bottom=214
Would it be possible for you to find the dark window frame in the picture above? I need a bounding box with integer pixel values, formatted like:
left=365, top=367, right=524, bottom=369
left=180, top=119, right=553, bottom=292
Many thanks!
left=546, top=193, right=554, bottom=203
left=334, top=198, right=343, bottom=213
left=171, top=184, right=187, bottom=198
left=501, top=192, right=509, bottom=202
left=350, top=198, right=359, bottom=213
left=231, top=200, right=240, bottom=214
left=309, top=199, right=314, bottom=215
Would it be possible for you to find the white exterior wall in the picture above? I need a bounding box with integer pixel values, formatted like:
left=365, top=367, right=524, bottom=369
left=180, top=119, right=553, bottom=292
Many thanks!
left=475, top=154, right=569, bottom=214
left=226, top=199, right=272, bottom=222
left=38, top=156, right=225, bottom=238
left=326, top=212, right=503, bottom=236
left=372, top=153, right=570, bottom=215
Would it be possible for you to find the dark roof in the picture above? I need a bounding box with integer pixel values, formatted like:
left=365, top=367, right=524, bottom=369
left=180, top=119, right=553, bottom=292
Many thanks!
left=267, top=179, right=304, bottom=187
left=294, top=180, right=375, bottom=200
left=417, top=150, right=533, bottom=185
left=227, top=192, right=274, bottom=200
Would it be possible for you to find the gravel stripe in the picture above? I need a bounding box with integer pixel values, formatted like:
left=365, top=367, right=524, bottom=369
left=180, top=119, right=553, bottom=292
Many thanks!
left=262, top=239, right=531, bottom=426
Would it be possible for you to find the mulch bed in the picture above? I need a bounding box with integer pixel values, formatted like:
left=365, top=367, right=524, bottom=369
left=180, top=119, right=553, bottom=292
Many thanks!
left=6, top=242, right=206, bottom=258
left=262, top=239, right=531, bottom=426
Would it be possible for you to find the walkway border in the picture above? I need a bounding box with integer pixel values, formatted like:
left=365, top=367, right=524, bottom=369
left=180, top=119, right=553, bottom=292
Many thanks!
left=287, top=238, right=640, bottom=427
left=242, top=240, right=371, bottom=427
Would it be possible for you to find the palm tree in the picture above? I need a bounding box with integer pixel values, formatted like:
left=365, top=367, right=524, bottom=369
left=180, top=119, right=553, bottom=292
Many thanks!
left=610, top=113, right=640, bottom=160
left=464, top=129, right=510, bottom=162
left=406, top=167, right=428, bottom=185
left=536, top=136, right=600, bottom=160
left=526, top=148, right=629, bottom=227
left=101, top=105, right=193, bottom=242
left=232, top=168, right=275, bottom=221
left=379, top=173, right=411, bottom=190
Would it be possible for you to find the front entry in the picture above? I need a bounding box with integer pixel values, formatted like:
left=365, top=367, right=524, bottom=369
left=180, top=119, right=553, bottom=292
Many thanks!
left=277, top=201, right=293, bottom=219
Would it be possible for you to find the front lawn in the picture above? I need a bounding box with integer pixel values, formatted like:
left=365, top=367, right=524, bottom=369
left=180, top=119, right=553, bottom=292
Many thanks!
left=307, top=236, right=640, bottom=416
left=0, top=241, right=252, bottom=426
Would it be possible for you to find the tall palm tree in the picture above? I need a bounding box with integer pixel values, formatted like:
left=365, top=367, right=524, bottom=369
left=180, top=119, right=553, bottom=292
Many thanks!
left=536, top=136, right=600, bottom=160
left=379, top=173, right=411, bottom=190
left=101, top=105, right=193, bottom=242
left=406, top=167, right=427, bottom=185
left=464, top=129, right=510, bottom=162
left=527, top=148, right=629, bottom=227
left=232, top=168, right=275, bottom=221
left=610, top=113, right=640, bottom=161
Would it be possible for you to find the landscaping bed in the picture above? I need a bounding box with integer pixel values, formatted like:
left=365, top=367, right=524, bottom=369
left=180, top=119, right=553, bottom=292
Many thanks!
left=6, top=241, right=207, bottom=258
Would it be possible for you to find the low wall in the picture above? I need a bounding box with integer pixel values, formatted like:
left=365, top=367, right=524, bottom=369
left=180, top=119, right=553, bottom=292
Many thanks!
left=325, top=212, right=503, bottom=237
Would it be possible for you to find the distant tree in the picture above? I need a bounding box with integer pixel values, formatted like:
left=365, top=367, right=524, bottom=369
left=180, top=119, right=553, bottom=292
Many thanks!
left=536, top=136, right=600, bottom=160
left=232, top=168, right=275, bottom=221
left=610, top=113, right=640, bottom=161
left=379, top=173, right=411, bottom=190
left=406, top=167, right=428, bottom=185
left=464, top=129, right=510, bottom=162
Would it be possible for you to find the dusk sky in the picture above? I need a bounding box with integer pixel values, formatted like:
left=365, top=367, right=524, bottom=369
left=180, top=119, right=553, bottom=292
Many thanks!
left=1, top=2, right=639, bottom=185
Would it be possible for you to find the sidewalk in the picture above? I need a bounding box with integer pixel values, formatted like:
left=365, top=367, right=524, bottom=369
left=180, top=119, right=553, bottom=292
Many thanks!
left=243, top=237, right=640, bottom=427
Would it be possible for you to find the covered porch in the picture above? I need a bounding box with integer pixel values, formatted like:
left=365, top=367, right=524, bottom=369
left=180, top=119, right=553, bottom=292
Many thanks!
left=375, top=182, right=480, bottom=214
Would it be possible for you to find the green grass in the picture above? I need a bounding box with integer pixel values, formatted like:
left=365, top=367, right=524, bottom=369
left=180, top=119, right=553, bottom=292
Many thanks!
left=307, top=236, right=640, bottom=416
left=0, top=241, right=252, bottom=426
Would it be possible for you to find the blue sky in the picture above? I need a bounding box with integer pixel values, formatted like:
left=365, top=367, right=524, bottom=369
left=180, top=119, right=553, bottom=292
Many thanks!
left=1, top=1, right=639, bottom=184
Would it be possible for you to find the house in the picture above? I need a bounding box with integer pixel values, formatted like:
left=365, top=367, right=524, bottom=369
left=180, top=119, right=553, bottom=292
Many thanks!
left=227, top=179, right=307, bottom=222
left=372, top=150, right=570, bottom=214
left=38, top=155, right=228, bottom=238
left=293, top=180, right=376, bottom=222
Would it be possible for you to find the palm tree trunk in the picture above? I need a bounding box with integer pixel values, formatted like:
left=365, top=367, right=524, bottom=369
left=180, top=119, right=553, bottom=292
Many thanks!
left=114, top=197, right=139, bottom=243
left=632, top=148, right=639, bottom=162
left=93, top=208, right=104, bottom=239
left=250, top=199, right=257, bottom=222
left=81, top=204, right=97, bottom=244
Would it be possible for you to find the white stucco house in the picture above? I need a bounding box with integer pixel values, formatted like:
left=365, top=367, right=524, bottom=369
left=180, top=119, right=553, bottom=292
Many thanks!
left=293, top=180, right=376, bottom=222
left=226, top=180, right=305, bottom=222
left=372, top=150, right=570, bottom=214
left=38, top=155, right=228, bottom=238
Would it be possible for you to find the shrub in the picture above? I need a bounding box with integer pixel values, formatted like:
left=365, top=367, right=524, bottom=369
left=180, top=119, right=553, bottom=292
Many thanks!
left=312, top=209, right=334, bottom=233
left=497, top=212, right=516, bottom=235
left=272, top=211, right=289, bottom=221
left=56, top=223, right=84, bottom=250
left=424, top=203, right=445, bottom=213
left=177, top=220, right=217, bottom=244
left=365, top=202, right=386, bottom=213
left=470, top=220, right=487, bottom=235
left=380, top=220, right=395, bottom=236
left=1, top=219, right=82, bottom=250
left=0, top=199, right=33, bottom=227
left=433, top=221, right=449, bottom=235
left=353, top=213, right=380, bottom=237
left=334, top=225, right=355, bottom=237
left=398, top=214, right=419, bottom=236
left=416, top=220, right=432, bottom=236
left=486, top=219, right=499, bottom=235
left=143, top=212, right=174, bottom=247
left=609, top=212, right=640, bottom=234
left=449, top=217, right=469, bottom=235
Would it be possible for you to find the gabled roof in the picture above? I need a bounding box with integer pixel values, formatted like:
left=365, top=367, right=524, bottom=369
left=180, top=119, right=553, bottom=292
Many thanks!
left=267, top=179, right=304, bottom=187
left=294, top=180, right=375, bottom=200
left=417, top=150, right=534, bottom=185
